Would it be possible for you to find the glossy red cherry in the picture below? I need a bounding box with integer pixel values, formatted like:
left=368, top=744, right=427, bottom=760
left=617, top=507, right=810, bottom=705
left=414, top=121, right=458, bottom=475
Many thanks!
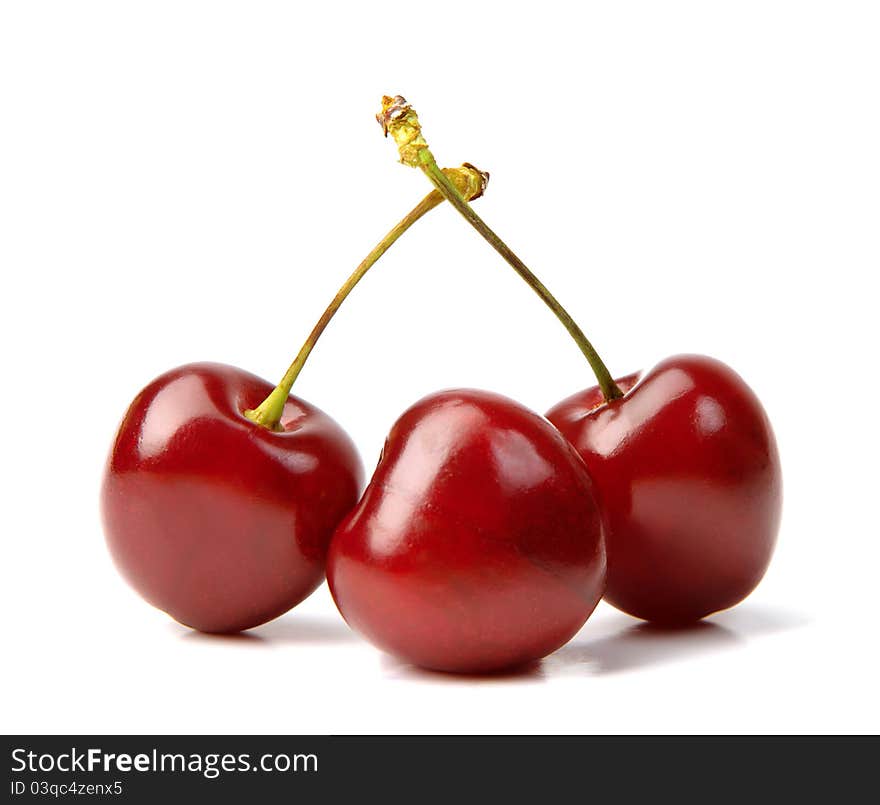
left=327, top=389, right=606, bottom=673
left=546, top=354, right=782, bottom=624
left=101, top=362, right=363, bottom=633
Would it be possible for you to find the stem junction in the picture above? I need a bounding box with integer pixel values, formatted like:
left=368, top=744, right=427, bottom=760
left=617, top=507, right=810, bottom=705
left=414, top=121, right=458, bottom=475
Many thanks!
left=377, top=94, right=623, bottom=402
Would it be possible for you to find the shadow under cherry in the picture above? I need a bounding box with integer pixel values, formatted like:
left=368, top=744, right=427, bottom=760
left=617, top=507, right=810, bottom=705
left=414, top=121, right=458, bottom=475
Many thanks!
left=380, top=654, right=546, bottom=684
left=177, top=614, right=358, bottom=647
left=255, top=614, right=357, bottom=645
left=546, top=604, right=809, bottom=676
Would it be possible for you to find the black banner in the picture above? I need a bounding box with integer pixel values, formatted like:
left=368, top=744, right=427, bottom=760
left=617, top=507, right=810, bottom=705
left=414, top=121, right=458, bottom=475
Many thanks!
left=2, top=735, right=876, bottom=801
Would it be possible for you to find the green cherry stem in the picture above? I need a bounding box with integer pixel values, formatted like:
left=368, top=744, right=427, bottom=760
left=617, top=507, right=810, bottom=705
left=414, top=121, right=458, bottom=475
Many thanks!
left=377, top=95, right=623, bottom=403
left=245, top=163, right=489, bottom=430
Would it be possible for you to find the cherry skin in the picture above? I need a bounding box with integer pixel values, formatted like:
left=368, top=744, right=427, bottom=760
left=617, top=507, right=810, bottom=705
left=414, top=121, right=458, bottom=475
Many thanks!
left=101, top=362, right=363, bottom=633
left=327, top=389, right=606, bottom=674
left=546, top=354, right=782, bottom=625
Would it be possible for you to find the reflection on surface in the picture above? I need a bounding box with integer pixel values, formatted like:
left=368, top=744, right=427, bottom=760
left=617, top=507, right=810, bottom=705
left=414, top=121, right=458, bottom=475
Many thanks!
left=380, top=653, right=546, bottom=684
left=376, top=604, right=809, bottom=683
left=546, top=604, right=808, bottom=676
left=139, top=374, right=216, bottom=460
left=255, top=614, right=357, bottom=644
left=382, top=405, right=484, bottom=500
left=490, top=429, right=555, bottom=494
left=175, top=605, right=808, bottom=682
left=178, top=628, right=267, bottom=647
left=547, top=619, right=740, bottom=675
left=176, top=614, right=357, bottom=646
left=695, top=395, right=726, bottom=436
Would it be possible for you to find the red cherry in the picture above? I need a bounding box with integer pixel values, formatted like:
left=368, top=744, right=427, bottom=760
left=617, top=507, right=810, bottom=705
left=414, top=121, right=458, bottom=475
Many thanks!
left=327, top=389, right=606, bottom=673
left=546, top=354, right=782, bottom=624
left=101, top=362, right=363, bottom=633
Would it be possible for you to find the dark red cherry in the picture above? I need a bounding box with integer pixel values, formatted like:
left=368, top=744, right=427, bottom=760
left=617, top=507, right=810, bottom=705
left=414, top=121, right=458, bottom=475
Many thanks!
left=547, top=354, right=782, bottom=624
left=327, top=389, right=606, bottom=673
left=101, top=362, right=363, bottom=633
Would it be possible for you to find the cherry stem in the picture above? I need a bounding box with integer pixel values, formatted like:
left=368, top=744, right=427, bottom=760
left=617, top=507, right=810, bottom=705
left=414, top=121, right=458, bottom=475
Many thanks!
left=378, top=95, right=623, bottom=402
left=245, top=165, right=489, bottom=430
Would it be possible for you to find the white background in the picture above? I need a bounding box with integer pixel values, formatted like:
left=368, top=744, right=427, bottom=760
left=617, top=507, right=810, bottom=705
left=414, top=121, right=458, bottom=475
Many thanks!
left=2, top=1, right=878, bottom=734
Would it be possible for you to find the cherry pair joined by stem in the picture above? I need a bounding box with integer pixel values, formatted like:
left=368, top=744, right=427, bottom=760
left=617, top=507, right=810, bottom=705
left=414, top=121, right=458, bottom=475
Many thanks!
left=325, top=97, right=782, bottom=670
